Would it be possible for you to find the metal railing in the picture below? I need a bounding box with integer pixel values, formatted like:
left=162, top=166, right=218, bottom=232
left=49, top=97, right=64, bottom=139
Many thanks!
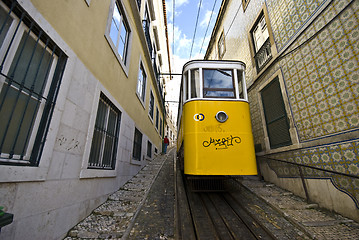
left=0, top=0, right=67, bottom=166
left=257, top=155, right=359, bottom=207
left=142, top=19, right=152, bottom=56
left=254, top=38, right=272, bottom=72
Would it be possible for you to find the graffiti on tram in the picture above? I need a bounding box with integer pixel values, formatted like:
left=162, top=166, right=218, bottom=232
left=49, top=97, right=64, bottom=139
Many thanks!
left=202, top=135, right=241, bottom=150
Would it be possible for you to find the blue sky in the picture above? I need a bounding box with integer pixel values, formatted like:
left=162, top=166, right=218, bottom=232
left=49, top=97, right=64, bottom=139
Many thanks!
left=165, top=0, right=221, bottom=72
left=164, top=0, right=221, bottom=119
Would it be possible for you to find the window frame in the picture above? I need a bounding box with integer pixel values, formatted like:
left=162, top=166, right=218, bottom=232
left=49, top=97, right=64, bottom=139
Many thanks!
left=132, top=127, right=143, bottom=161
left=242, top=0, right=250, bottom=12
left=0, top=2, right=67, bottom=167
left=105, top=0, right=132, bottom=75
left=148, top=90, right=154, bottom=120
left=155, top=107, right=159, bottom=130
left=248, top=6, right=276, bottom=75
left=87, top=93, right=121, bottom=170
left=202, top=68, right=236, bottom=99
left=257, top=70, right=298, bottom=152
left=84, top=0, right=91, bottom=6
left=136, top=61, right=147, bottom=105
left=147, top=140, right=152, bottom=158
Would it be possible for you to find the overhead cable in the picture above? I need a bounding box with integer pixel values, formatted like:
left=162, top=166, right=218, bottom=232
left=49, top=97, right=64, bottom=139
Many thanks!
left=189, top=0, right=203, bottom=60
left=199, top=0, right=218, bottom=55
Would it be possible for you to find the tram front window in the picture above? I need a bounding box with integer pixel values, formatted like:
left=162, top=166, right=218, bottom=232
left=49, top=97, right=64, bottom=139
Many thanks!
left=203, top=69, right=235, bottom=98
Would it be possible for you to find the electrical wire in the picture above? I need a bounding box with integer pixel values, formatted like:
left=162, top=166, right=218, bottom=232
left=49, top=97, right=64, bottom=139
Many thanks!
left=172, top=0, right=175, bottom=65
left=189, top=0, right=203, bottom=60
left=199, top=0, right=218, bottom=55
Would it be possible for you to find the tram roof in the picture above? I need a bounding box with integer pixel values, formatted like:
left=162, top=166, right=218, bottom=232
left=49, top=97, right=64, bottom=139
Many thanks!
left=182, top=60, right=246, bottom=73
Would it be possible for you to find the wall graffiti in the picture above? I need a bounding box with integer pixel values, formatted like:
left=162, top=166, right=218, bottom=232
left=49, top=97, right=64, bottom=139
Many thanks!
left=203, top=135, right=241, bottom=149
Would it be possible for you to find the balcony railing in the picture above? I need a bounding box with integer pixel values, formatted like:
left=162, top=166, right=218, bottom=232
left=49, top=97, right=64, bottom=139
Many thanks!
left=254, top=38, right=272, bottom=72
left=142, top=20, right=152, bottom=56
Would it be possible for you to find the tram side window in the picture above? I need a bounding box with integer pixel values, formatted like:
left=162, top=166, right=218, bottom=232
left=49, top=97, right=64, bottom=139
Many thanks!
left=237, top=69, right=244, bottom=99
left=190, top=69, right=200, bottom=98
left=203, top=69, right=235, bottom=98
left=183, top=71, right=188, bottom=101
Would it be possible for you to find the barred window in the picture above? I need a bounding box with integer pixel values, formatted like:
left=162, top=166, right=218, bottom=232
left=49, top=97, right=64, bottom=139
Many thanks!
left=159, top=118, right=162, bottom=136
left=132, top=128, right=142, bottom=160
left=149, top=91, right=154, bottom=119
left=155, top=107, right=159, bottom=129
left=251, top=12, right=272, bottom=72
left=147, top=141, right=152, bottom=158
left=88, top=93, right=121, bottom=169
left=0, top=2, right=67, bottom=166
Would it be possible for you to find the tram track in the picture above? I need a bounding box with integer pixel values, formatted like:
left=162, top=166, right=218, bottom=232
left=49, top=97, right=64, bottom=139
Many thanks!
left=176, top=174, right=310, bottom=240
left=185, top=183, right=276, bottom=239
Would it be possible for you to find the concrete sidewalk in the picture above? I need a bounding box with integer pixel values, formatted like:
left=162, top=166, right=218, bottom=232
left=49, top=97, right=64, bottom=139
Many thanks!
left=64, top=149, right=175, bottom=239
left=65, top=148, right=359, bottom=239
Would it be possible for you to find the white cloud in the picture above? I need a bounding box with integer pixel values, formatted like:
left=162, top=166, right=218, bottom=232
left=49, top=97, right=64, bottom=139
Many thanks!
left=165, top=0, right=190, bottom=18
left=200, top=10, right=213, bottom=28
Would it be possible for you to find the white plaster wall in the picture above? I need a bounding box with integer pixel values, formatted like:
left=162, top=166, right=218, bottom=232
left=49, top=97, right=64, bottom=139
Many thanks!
left=0, top=1, right=157, bottom=239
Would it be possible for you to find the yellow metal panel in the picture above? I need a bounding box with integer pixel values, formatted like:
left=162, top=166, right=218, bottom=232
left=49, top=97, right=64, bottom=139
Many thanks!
left=183, top=100, right=257, bottom=175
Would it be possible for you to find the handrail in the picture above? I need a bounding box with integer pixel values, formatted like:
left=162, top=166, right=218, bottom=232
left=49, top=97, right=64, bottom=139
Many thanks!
left=258, top=155, right=359, bottom=179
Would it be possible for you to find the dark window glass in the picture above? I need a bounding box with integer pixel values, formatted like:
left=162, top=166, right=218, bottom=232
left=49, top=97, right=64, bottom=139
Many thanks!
left=88, top=94, right=121, bottom=169
left=0, top=2, right=67, bottom=166
left=149, top=92, right=154, bottom=118
left=203, top=69, right=235, bottom=98
left=261, top=77, right=292, bottom=148
left=133, top=128, right=142, bottom=160
left=147, top=141, right=152, bottom=158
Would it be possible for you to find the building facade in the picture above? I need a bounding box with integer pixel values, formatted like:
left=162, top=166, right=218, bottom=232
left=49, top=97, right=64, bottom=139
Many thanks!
left=0, top=0, right=170, bottom=238
left=205, top=0, right=359, bottom=221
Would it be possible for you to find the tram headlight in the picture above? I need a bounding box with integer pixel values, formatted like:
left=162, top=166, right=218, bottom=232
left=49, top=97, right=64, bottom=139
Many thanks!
left=215, top=111, right=228, bottom=123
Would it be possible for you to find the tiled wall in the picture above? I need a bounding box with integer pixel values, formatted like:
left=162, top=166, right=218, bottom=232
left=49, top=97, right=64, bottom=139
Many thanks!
left=250, top=0, right=359, bottom=207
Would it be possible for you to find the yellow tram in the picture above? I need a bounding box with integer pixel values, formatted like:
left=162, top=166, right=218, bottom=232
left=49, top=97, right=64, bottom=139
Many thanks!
left=177, top=60, right=257, bottom=176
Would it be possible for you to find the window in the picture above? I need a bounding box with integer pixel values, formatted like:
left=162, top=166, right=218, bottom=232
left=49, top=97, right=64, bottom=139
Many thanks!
left=0, top=2, right=67, bottom=166
left=142, top=8, right=152, bottom=55
left=136, top=0, right=141, bottom=10
left=190, top=69, right=200, bottom=98
left=242, top=0, right=250, bottom=11
left=261, top=77, right=291, bottom=148
left=84, top=0, right=91, bottom=6
left=237, top=69, right=244, bottom=99
left=88, top=93, right=121, bottom=169
left=251, top=13, right=272, bottom=72
left=218, top=32, right=225, bottom=59
left=149, top=91, right=154, bottom=119
left=108, top=1, right=130, bottom=65
left=155, top=107, right=159, bottom=129
left=147, top=141, right=152, bottom=158
left=136, top=63, right=146, bottom=102
left=159, top=118, right=162, bottom=136
left=132, top=128, right=142, bottom=160
left=203, top=69, right=235, bottom=98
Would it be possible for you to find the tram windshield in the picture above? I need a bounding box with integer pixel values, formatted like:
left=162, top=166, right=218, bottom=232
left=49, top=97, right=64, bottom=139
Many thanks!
left=203, top=69, right=235, bottom=98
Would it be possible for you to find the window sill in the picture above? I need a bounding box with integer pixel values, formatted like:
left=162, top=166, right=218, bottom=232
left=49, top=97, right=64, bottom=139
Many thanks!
left=0, top=164, right=47, bottom=182
left=135, top=92, right=146, bottom=109
left=131, top=159, right=142, bottom=166
left=104, top=34, right=129, bottom=77
left=79, top=168, right=117, bottom=179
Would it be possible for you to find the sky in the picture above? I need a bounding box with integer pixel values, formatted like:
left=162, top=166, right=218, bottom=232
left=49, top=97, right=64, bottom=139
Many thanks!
left=164, top=0, right=221, bottom=121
